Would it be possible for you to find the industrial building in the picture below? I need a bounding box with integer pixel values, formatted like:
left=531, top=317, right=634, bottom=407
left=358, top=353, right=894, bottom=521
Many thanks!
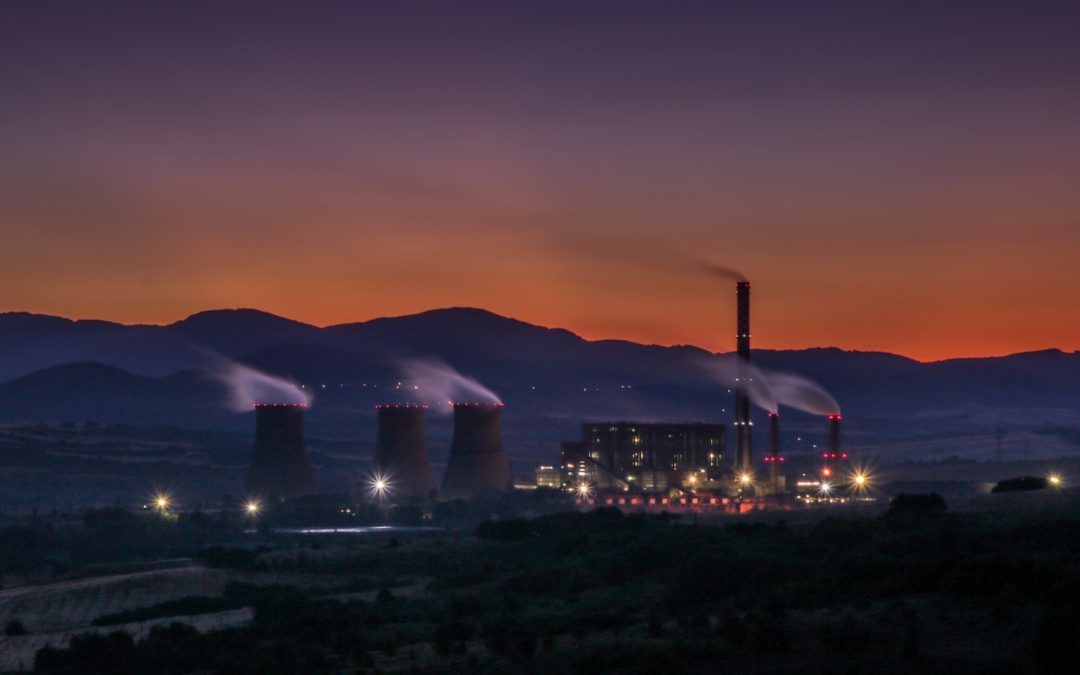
left=560, top=422, right=725, bottom=493
left=535, top=466, right=562, bottom=489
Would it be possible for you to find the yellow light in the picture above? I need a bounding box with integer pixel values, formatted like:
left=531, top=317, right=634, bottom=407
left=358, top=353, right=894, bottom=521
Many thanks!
left=577, top=482, right=592, bottom=498
left=246, top=501, right=260, bottom=515
left=1048, top=473, right=1062, bottom=487
left=738, top=472, right=753, bottom=485
left=152, top=493, right=171, bottom=512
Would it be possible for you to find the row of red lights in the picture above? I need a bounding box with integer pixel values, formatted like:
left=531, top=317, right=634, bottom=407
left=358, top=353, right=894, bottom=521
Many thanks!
left=374, top=404, right=430, bottom=409
left=448, top=402, right=505, bottom=407
left=763, top=456, right=786, bottom=463
left=252, top=403, right=309, bottom=408
left=821, top=452, right=849, bottom=459
left=828, top=414, right=843, bottom=420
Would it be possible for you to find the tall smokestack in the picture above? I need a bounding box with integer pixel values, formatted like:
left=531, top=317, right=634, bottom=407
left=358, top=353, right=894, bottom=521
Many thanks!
left=829, top=414, right=842, bottom=457
left=767, top=412, right=781, bottom=491
left=374, top=404, right=437, bottom=498
left=734, top=281, right=753, bottom=472
left=821, top=413, right=846, bottom=481
left=246, top=403, right=315, bottom=499
left=441, top=403, right=511, bottom=499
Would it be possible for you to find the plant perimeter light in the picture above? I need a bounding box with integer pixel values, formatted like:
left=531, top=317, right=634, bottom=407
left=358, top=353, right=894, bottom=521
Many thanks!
left=368, top=472, right=392, bottom=500
left=246, top=501, right=260, bottom=515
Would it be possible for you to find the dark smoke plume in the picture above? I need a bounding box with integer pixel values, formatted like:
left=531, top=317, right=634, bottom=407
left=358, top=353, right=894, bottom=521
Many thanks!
left=693, top=260, right=747, bottom=282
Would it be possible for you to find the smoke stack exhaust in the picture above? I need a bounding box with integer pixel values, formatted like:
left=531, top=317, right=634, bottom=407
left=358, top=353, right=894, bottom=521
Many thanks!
left=374, top=404, right=437, bottom=498
left=246, top=403, right=315, bottom=499
left=734, top=281, right=753, bottom=472
left=441, top=403, right=511, bottom=499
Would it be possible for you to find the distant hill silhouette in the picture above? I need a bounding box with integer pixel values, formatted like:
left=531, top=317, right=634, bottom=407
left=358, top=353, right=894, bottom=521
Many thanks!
left=1, top=308, right=1079, bottom=464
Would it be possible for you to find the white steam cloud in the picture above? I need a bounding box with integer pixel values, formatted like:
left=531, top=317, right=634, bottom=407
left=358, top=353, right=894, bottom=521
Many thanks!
left=399, top=358, right=500, bottom=412
left=698, top=355, right=840, bottom=416
left=698, top=355, right=778, bottom=412
left=214, top=361, right=311, bottom=411
left=760, top=369, right=841, bottom=416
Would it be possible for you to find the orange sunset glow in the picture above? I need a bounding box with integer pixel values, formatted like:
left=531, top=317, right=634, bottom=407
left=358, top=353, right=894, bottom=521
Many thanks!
left=2, top=3, right=1079, bottom=362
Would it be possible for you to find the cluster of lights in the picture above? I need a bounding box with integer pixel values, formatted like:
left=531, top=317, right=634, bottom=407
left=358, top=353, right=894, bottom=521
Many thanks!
left=374, top=404, right=430, bottom=409
left=763, top=456, right=786, bottom=463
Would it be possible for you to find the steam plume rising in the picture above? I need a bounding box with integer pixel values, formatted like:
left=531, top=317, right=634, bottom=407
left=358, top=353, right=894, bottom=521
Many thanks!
left=214, top=361, right=311, bottom=411
left=698, top=355, right=778, bottom=412
left=698, top=355, right=840, bottom=416
left=399, top=358, right=500, bottom=411
left=760, top=369, right=841, bottom=416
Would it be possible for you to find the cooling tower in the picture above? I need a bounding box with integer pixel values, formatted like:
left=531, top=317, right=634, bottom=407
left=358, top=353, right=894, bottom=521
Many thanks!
left=373, top=404, right=437, bottom=498
left=441, top=403, right=511, bottom=499
left=734, top=280, right=754, bottom=472
left=246, top=403, right=315, bottom=499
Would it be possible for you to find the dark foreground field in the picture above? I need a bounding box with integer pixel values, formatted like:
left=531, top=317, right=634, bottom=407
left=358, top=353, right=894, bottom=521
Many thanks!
left=8, top=499, right=1080, bottom=674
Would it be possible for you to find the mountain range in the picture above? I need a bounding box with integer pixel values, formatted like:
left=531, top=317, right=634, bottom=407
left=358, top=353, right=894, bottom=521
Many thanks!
left=2, top=308, right=1079, bottom=464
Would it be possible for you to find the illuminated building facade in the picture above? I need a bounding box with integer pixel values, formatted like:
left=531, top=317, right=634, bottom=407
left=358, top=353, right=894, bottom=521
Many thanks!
left=560, top=422, right=725, bottom=491
left=535, top=465, right=562, bottom=489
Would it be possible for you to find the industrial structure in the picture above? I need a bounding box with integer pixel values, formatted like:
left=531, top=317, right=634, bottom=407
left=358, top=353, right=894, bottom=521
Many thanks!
left=372, top=404, right=437, bottom=498
left=246, top=403, right=315, bottom=499
left=820, top=414, right=847, bottom=482
left=763, top=412, right=786, bottom=494
left=560, top=422, right=725, bottom=493
left=441, top=403, right=512, bottom=499
left=734, top=280, right=754, bottom=473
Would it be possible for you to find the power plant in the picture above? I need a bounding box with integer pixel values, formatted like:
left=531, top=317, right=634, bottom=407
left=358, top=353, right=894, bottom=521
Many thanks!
left=373, top=404, right=437, bottom=498
left=246, top=403, right=316, bottom=500
left=440, top=403, right=512, bottom=499
left=233, top=275, right=850, bottom=510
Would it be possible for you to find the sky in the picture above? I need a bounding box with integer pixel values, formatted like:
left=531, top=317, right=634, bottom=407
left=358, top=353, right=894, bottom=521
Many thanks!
left=2, top=1, right=1079, bottom=361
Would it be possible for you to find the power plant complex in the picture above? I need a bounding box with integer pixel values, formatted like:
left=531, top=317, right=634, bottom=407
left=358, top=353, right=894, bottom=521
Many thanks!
left=242, top=278, right=854, bottom=510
